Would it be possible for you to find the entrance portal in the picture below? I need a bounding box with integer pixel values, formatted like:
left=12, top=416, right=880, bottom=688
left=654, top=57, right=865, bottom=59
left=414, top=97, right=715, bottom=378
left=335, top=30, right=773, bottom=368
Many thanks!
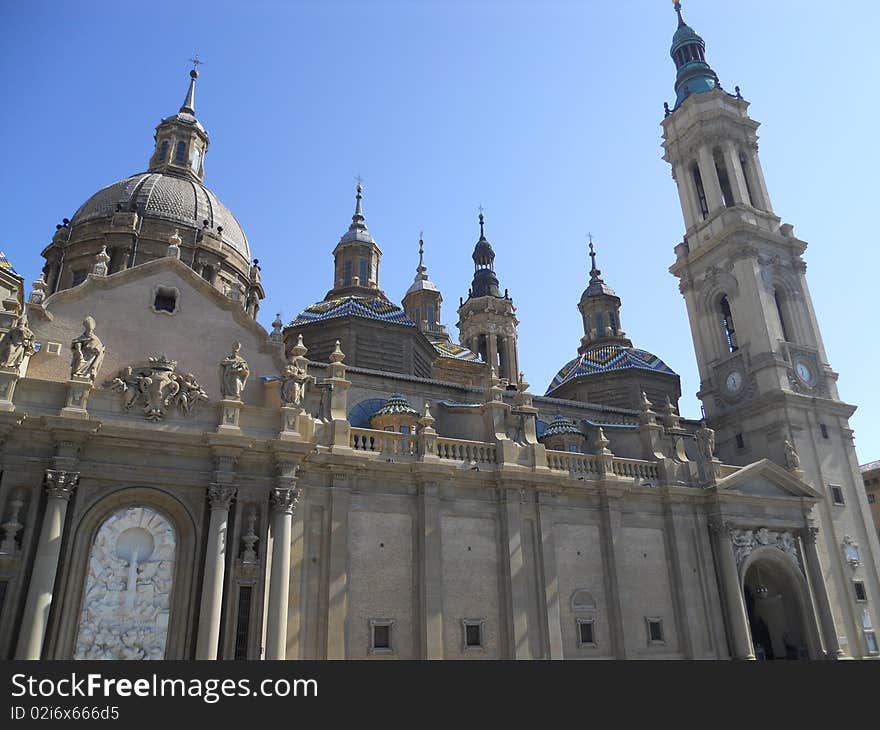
left=743, top=559, right=809, bottom=660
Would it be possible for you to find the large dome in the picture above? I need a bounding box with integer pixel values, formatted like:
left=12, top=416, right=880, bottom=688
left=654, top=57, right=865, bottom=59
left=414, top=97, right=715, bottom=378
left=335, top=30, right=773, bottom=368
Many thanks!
left=70, top=172, right=250, bottom=260
left=546, top=344, right=676, bottom=395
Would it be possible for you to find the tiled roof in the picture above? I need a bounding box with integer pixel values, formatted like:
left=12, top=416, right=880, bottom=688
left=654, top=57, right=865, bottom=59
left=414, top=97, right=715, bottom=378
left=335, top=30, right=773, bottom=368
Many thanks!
left=290, top=295, right=415, bottom=327
left=372, top=394, right=420, bottom=418
left=860, top=460, right=880, bottom=473
left=546, top=344, right=676, bottom=394
left=430, top=338, right=481, bottom=362
left=0, top=251, right=21, bottom=278
left=541, top=415, right=584, bottom=438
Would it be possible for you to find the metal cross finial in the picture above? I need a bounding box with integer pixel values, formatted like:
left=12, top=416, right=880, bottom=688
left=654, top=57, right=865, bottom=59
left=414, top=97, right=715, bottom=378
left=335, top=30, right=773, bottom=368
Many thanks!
left=673, top=1, right=684, bottom=25
left=354, top=174, right=364, bottom=188
left=189, top=54, right=204, bottom=71
left=588, top=234, right=599, bottom=276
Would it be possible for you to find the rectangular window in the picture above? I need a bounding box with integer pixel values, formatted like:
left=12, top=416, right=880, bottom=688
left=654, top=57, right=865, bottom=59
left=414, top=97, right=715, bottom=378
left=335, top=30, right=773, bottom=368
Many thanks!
left=462, top=620, right=485, bottom=651
left=369, top=619, right=394, bottom=654
left=735, top=433, right=745, bottom=449
left=153, top=287, right=177, bottom=313
left=831, top=486, right=845, bottom=506
left=577, top=619, right=596, bottom=647
left=343, top=260, right=352, bottom=286
left=234, top=586, right=252, bottom=660
left=868, top=494, right=876, bottom=504
left=854, top=581, right=868, bottom=602
left=820, top=423, right=829, bottom=439
left=866, top=632, right=879, bottom=654
left=359, top=259, right=369, bottom=284
left=647, top=618, right=665, bottom=644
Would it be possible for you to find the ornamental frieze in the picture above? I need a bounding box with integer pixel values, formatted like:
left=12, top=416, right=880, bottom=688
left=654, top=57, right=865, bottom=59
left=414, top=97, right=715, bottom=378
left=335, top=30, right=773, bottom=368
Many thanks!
left=104, top=356, right=208, bottom=421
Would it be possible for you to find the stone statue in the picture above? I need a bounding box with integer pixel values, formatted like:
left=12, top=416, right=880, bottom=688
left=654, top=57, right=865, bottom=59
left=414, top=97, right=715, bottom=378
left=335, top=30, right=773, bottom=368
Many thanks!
left=175, top=373, right=209, bottom=416
left=783, top=438, right=800, bottom=470
left=0, top=314, right=35, bottom=369
left=280, top=354, right=314, bottom=407
left=219, top=342, right=249, bottom=399
left=695, top=419, right=716, bottom=464
left=70, top=316, right=105, bottom=381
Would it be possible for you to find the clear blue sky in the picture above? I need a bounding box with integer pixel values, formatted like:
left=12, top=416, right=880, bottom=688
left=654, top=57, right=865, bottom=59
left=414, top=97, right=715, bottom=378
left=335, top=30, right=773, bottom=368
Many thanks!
left=2, top=1, right=878, bottom=462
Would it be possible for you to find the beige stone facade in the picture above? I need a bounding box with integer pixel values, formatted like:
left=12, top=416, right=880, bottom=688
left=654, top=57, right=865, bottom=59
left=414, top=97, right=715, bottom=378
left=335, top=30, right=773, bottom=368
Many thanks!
left=0, top=7, right=878, bottom=661
left=860, top=462, right=880, bottom=542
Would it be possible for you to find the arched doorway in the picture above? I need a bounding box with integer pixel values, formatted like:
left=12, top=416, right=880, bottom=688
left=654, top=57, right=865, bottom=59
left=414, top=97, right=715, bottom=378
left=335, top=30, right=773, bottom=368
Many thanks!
left=743, top=555, right=810, bottom=660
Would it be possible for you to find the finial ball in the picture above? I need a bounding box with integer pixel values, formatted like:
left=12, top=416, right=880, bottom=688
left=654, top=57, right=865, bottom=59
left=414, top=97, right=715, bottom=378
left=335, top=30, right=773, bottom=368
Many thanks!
left=190, top=69, right=199, bottom=79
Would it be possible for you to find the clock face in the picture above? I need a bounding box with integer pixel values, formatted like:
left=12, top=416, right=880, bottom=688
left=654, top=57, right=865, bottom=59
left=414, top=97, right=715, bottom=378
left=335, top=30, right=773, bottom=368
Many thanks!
left=725, top=370, right=743, bottom=394
left=795, top=360, right=814, bottom=386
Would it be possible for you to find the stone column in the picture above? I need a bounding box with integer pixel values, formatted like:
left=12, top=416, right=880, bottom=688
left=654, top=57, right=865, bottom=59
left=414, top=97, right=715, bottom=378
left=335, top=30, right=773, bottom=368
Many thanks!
left=709, top=518, right=754, bottom=660
left=722, top=140, right=750, bottom=206
left=598, top=490, right=627, bottom=658
left=697, top=144, right=725, bottom=212
left=418, top=481, right=444, bottom=659
left=673, top=161, right=700, bottom=228
left=487, top=334, right=499, bottom=374
left=537, top=495, right=564, bottom=659
left=326, top=478, right=350, bottom=659
left=196, top=484, right=236, bottom=660
left=746, top=145, right=774, bottom=213
left=15, top=470, right=79, bottom=660
left=803, top=525, right=843, bottom=659
left=501, top=488, right=530, bottom=659
left=265, top=476, right=299, bottom=660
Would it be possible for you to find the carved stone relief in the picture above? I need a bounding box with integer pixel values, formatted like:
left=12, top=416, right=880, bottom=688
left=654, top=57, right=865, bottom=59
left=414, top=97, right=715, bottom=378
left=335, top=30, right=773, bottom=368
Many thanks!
left=104, top=357, right=208, bottom=421
left=74, top=506, right=176, bottom=660
left=731, top=526, right=800, bottom=571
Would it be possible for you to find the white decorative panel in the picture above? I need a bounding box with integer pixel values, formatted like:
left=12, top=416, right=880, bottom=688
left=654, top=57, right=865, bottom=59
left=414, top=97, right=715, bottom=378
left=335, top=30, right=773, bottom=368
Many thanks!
left=74, top=506, right=176, bottom=660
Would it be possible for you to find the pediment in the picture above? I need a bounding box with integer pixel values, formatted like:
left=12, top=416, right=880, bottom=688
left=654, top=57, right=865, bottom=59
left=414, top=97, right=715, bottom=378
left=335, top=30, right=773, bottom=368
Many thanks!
left=713, top=459, right=821, bottom=500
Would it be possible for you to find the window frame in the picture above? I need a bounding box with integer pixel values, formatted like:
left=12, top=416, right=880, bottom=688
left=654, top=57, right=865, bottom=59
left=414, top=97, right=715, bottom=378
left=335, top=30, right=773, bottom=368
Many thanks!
left=854, top=581, right=868, bottom=602
left=646, top=617, right=665, bottom=646
left=576, top=618, right=597, bottom=648
left=368, top=618, right=395, bottom=655
left=461, top=619, right=486, bottom=653
left=830, top=485, right=845, bottom=506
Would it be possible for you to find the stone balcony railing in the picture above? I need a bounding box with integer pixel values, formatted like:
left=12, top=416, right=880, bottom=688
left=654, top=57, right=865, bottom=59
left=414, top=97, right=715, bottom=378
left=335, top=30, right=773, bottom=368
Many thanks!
left=611, top=457, right=661, bottom=481
left=545, top=451, right=599, bottom=475
left=351, top=427, right=417, bottom=457
left=435, top=437, right=497, bottom=465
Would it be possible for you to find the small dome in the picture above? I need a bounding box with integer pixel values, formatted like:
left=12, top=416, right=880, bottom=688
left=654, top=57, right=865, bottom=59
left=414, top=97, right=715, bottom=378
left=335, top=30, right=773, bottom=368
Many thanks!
left=542, top=415, right=583, bottom=438
left=290, top=295, right=415, bottom=327
left=70, top=172, right=250, bottom=260
left=671, top=23, right=703, bottom=52
left=373, top=394, right=420, bottom=418
left=546, top=344, right=676, bottom=394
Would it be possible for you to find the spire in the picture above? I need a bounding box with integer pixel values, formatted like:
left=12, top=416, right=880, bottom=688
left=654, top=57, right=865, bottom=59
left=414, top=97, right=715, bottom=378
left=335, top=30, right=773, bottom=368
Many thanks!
left=583, top=235, right=615, bottom=297
left=404, top=231, right=440, bottom=298
left=469, top=208, right=501, bottom=298
left=669, top=0, right=720, bottom=110
left=416, top=233, right=427, bottom=278
left=588, top=234, right=602, bottom=284
left=180, top=68, right=198, bottom=115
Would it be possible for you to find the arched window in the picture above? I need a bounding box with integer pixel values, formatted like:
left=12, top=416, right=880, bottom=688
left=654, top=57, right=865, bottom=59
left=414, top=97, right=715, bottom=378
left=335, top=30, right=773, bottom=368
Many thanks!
left=359, top=258, right=368, bottom=284
left=714, top=149, right=735, bottom=207
left=720, top=296, right=738, bottom=353
left=343, top=259, right=352, bottom=286
left=74, top=506, right=177, bottom=660
left=774, top=290, right=791, bottom=342
left=190, top=147, right=200, bottom=173
left=692, top=164, right=709, bottom=218
left=158, top=140, right=169, bottom=162
left=595, top=312, right=605, bottom=336
left=427, top=304, right=435, bottom=325
left=414, top=307, right=421, bottom=325
left=174, top=141, right=187, bottom=164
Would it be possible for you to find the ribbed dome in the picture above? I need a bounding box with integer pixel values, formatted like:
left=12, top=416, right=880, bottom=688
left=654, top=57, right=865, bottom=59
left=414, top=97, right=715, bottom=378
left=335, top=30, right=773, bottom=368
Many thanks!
left=546, top=344, right=676, bottom=395
left=542, top=415, right=583, bottom=438
left=373, top=394, right=420, bottom=418
left=290, top=295, right=415, bottom=327
left=70, top=172, right=250, bottom=260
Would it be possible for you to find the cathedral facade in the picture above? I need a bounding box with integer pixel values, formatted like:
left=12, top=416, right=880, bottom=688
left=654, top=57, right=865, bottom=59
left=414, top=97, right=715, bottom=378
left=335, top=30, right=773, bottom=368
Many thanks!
left=0, top=5, right=878, bottom=661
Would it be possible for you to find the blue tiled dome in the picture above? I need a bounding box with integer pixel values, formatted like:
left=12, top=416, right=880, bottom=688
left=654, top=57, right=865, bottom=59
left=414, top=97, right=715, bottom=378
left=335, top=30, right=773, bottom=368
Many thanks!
left=290, top=295, right=415, bottom=327
left=546, top=344, right=676, bottom=395
left=542, top=415, right=583, bottom=438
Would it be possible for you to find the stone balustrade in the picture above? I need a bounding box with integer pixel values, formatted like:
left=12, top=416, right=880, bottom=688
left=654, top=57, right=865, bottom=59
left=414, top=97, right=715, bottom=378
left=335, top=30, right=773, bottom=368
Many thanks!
left=612, top=457, right=661, bottom=480
left=435, top=437, right=497, bottom=465
left=546, top=450, right=599, bottom=475
left=350, top=427, right=418, bottom=456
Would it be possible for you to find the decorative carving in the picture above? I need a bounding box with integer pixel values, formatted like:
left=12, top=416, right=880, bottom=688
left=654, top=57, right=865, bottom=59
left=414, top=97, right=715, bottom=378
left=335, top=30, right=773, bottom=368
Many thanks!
left=167, top=229, right=182, bottom=259
left=45, top=469, right=79, bottom=500
left=93, top=245, right=111, bottom=276
left=219, top=342, right=249, bottom=399
left=105, top=358, right=208, bottom=421
left=70, top=316, right=105, bottom=381
left=29, top=274, right=47, bottom=305
left=240, top=506, right=259, bottom=563
left=842, top=535, right=861, bottom=568
left=783, top=438, right=800, bottom=471
left=695, top=420, right=716, bottom=463
left=270, top=486, right=299, bottom=515
left=269, top=313, right=284, bottom=343
left=73, top=506, right=176, bottom=660
left=729, top=526, right=800, bottom=569
left=0, top=313, right=36, bottom=368
left=0, top=491, right=25, bottom=553
left=207, top=484, right=236, bottom=511
left=280, top=335, right=314, bottom=407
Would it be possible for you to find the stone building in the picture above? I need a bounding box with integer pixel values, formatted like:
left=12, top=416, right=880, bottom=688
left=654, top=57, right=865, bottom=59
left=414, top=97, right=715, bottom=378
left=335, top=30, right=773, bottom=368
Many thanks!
left=0, top=5, right=878, bottom=661
left=860, top=462, right=880, bottom=542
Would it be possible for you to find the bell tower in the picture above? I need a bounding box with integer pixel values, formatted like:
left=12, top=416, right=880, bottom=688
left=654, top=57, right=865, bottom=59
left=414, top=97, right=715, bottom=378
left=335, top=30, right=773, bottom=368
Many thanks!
left=457, top=212, right=519, bottom=385
left=663, top=2, right=880, bottom=657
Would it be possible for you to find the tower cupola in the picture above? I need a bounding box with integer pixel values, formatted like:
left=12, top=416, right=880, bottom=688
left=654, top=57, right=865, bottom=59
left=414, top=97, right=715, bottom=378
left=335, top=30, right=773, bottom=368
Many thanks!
left=469, top=213, right=501, bottom=298
left=148, top=66, right=210, bottom=181
left=670, top=1, right=720, bottom=109
left=403, top=234, right=444, bottom=335
left=577, top=238, right=631, bottom=353
left=328, top=183, right=384, bottom=299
